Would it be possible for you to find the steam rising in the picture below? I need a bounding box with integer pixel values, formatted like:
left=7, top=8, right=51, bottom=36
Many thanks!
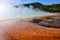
left=0, top=0, right=52, bottom=21
left=0, top=0, right=53, bottom=40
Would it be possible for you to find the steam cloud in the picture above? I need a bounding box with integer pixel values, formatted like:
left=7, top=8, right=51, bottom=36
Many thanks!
left=0, top=0, right=53, bottom=40
left=0, top=0, right=51, bottom=21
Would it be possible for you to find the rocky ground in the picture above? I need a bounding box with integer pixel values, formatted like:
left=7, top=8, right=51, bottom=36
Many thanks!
left=32, top=15, right=60, bottom=28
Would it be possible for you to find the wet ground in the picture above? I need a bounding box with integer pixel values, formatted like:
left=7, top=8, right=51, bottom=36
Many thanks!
left=32, top=15, right=60, bottom=28
left=0, top=17, right=60, bottom=40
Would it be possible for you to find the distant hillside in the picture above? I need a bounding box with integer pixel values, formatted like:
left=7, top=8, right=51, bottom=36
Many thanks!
left=42, top=4, right=60, bottom=12
left=15, top=2, right=60, bottom=13
left=23, top=2, right=43, bottom=8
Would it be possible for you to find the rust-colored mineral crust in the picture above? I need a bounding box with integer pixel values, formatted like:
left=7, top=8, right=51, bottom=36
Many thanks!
left=0, top=18, right=60, bottom=40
